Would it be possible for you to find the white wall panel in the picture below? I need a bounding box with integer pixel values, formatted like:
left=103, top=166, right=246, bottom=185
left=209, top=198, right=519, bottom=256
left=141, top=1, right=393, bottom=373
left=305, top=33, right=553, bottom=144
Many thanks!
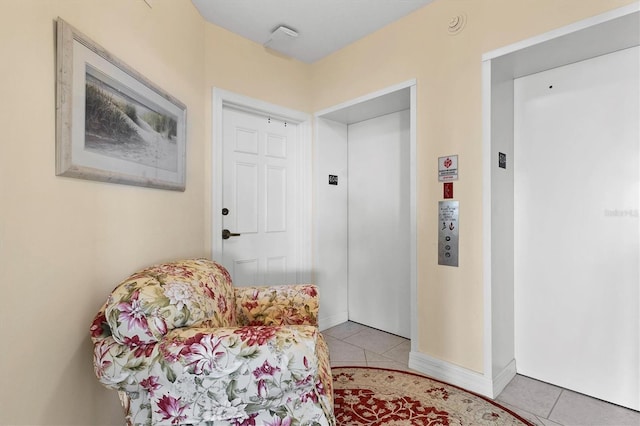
left=266, top=166, right=286, bottom=232
left=235, top=128, right=258, bottom=154
left=235, top=162, right=258, bottom=233
left=314, top=118, right=349, bottom=328
left=266, top=133, right=286, bottom=158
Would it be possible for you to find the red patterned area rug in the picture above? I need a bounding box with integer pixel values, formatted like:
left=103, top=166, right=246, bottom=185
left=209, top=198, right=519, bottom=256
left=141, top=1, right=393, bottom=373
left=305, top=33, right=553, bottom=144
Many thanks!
left=332, top=367, right=533, bottom=426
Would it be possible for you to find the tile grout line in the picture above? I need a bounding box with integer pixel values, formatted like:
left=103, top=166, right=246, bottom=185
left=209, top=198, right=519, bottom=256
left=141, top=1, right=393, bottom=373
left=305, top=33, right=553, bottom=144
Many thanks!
left=546, top=388, right=564, bottom=421
left=329, top=324, right=411, bottom=368
left=383, top=339, right=403, bottom=351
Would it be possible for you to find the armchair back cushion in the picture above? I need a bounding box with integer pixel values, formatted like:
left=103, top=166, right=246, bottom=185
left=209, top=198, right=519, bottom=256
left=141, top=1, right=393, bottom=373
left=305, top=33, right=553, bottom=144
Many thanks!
left=235, top=285, right=319, bottom=326
left=104, top=259, right=236, bottom=345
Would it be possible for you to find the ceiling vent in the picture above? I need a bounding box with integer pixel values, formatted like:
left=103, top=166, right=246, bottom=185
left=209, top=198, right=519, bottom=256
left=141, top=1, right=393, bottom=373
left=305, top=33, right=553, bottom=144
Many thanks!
left=263, top=25, right=298, bottom=56
left=264, top=25, right=299, bottom=55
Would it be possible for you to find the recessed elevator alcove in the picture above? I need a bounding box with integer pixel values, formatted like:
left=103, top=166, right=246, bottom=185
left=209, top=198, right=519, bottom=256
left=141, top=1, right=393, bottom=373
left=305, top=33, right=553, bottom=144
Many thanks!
left=314, top=81, right=417, bottom=342
left=483, top=3, right=639, bottom=407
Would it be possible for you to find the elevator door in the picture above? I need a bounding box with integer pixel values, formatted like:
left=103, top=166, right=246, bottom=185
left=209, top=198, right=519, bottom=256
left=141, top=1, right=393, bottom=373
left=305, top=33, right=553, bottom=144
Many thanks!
left=514, top=46, right=639, bottom=410
left=348, top=110, right=411, bottom=338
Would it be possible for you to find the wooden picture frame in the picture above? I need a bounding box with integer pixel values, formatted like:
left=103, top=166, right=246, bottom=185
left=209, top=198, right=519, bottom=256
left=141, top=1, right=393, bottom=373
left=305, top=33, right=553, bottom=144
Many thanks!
left=55, top=18, right=186, bottom=191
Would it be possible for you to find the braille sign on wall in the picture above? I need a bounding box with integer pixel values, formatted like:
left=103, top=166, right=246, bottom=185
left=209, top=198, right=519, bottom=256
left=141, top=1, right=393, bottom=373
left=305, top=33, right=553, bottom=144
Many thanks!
left=438, top=155, right=458, bottom=181
left=438, top=200, right=459, bottom=267
left=328, top=175, right=338, bottom=185
left=498, top=152, right=507, bottom=169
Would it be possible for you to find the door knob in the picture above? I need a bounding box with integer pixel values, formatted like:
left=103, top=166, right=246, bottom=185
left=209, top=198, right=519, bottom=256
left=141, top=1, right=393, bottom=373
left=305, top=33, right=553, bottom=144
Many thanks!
left=222, top=229, right=241, bottom=240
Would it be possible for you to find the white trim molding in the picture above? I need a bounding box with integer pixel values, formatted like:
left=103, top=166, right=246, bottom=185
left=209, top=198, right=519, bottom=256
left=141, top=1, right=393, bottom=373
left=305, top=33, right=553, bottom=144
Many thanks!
left=409, top=352, right=516, bottom=399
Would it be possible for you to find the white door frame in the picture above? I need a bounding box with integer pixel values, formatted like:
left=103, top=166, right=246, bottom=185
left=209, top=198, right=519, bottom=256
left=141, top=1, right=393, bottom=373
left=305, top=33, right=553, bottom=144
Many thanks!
left=212, top=88, right=313, bottom=283
left=314, top=79, right=418, bottom=344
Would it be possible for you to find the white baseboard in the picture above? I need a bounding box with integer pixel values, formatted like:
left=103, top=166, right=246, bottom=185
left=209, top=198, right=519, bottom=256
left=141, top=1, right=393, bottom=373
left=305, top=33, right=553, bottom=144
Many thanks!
left=319, top=311, right=349, bottom=331
left=409, top=351, right=517, bottom=399
left=492, top=358, right=517, bottom=397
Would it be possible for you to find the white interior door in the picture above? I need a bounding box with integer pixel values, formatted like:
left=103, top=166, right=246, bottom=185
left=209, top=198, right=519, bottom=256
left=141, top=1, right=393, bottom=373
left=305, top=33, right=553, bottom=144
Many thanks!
left=347, top=110, right=411, bottom=338
left=222, top=106, right=298, bottom=286
left=514, top=46, right=639, bottom=410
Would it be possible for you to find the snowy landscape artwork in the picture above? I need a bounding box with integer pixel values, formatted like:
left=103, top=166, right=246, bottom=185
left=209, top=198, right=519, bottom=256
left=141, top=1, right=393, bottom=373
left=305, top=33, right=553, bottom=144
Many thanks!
left=56, top=18, right=186, bottom=191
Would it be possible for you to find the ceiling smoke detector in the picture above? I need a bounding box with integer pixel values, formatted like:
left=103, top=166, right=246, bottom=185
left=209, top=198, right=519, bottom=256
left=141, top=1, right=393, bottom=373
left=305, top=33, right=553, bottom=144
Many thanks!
left=448, top=14, right=466, bottom=35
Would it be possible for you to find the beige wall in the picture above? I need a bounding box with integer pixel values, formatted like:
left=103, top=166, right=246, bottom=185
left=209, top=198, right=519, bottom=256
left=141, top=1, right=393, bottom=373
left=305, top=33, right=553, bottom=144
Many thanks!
left=0, top=0, right=633, bottom=424
left=0, top=1, right=207, bottom=424
left=0, top=0, right=309, bottom=424
left=311, top=0, right=636, bottom=374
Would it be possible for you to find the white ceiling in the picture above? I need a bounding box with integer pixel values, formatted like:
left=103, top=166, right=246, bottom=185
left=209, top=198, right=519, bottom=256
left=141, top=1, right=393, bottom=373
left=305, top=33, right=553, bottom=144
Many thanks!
left=191, top=0, right=434, bottom=63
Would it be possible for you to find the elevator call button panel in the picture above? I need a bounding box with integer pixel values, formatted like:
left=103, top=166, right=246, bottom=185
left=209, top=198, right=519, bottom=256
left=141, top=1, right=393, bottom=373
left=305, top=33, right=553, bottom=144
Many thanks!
left=438, top=201, right=459, bottom=267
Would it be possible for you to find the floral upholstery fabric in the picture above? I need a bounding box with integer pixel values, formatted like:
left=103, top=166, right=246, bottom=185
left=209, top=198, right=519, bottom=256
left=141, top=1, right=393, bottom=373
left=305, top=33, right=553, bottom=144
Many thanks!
left=91, top=259, right=335, bottom=426
left=235, top=285, right=319, bottom=326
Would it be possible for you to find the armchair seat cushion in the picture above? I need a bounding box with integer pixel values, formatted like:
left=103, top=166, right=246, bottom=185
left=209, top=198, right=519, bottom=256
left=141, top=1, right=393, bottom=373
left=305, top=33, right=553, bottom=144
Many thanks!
left=91, top=259, right=334, bottom=425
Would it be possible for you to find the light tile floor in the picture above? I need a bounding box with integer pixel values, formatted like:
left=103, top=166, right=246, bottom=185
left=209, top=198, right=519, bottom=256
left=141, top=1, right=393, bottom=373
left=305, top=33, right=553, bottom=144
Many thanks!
left=323, top=321, right=640, bottom=426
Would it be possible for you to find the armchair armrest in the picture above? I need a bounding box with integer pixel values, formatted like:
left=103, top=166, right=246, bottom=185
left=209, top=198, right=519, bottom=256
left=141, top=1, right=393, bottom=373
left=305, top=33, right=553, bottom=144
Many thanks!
left=235, top=284, right=319, bottom=326
left=93, top=336, right=157, bottom=392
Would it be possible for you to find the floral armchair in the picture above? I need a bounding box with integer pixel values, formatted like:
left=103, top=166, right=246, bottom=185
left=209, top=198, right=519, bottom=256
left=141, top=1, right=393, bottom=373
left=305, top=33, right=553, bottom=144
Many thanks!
left=90, top=258, right=335, bottom=425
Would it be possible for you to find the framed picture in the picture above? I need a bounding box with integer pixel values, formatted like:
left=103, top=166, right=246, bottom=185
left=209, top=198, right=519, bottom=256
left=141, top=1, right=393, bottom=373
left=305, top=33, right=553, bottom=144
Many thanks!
left=56, top=18, right=186, bottom=191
